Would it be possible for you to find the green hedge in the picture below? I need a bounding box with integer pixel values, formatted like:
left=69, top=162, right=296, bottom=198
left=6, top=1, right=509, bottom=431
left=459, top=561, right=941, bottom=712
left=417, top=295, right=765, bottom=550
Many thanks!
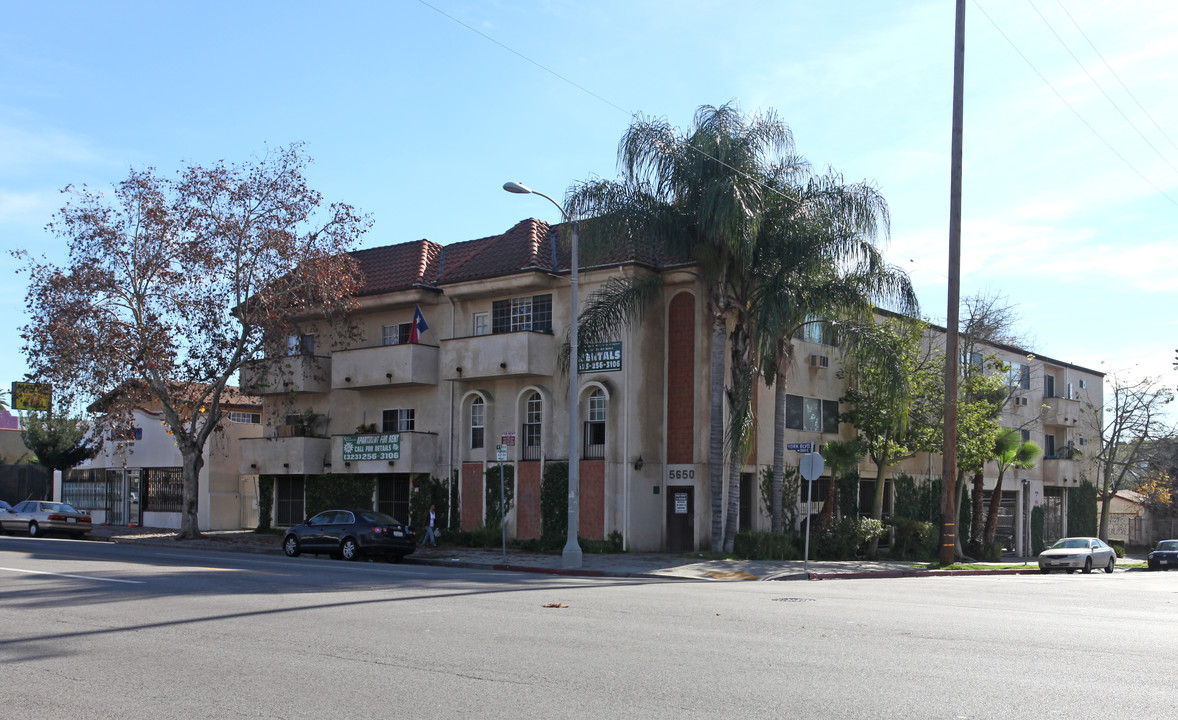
left=733, top=530, right=800, bottom=560
left=1068, top=480, right=1099, bottom=537
left=1031, top=505, right=1046, bottom=554
left=410, top=474, right=455, bottom=531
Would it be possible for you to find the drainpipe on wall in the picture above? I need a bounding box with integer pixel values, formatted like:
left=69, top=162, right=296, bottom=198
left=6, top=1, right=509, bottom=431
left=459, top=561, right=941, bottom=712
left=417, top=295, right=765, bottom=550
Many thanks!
left=446, top=294, right=457, bottom=529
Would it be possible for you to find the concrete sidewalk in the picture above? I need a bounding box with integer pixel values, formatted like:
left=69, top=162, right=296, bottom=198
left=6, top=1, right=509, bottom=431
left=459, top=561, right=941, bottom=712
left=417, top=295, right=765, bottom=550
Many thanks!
left=79, top=524, right=1072, bottom=581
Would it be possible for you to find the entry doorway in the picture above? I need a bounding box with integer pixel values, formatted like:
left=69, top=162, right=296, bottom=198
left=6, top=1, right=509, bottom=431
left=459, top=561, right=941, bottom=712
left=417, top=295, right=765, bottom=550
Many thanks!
left=666, top=486, right=694, bottom=552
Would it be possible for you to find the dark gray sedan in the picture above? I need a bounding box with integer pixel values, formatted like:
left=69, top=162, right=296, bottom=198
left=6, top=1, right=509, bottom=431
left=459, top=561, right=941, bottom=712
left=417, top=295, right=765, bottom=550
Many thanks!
left=0, top=500, right=92, bottom=538
left=282, top=509, right=416, bottom=562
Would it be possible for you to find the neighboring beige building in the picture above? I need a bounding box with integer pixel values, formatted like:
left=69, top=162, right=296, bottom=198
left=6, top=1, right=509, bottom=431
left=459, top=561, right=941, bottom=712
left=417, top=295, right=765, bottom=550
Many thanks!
left=67, top=389, right=263, bottom=530
left=238, top=218, right=1104, bottom=554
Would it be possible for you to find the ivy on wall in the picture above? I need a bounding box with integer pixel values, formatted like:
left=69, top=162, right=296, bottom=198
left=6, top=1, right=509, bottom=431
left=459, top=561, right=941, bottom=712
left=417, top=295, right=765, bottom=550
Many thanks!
left=485, top=464, right=515, bottom=528
left=256, top=475, right=274, bottom=532
left=305, top=474, right=376, bottom=518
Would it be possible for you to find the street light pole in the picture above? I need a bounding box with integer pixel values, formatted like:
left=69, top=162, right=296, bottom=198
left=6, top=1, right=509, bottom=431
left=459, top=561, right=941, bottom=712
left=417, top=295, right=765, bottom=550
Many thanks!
left=504, top=181, right=583, bottom=569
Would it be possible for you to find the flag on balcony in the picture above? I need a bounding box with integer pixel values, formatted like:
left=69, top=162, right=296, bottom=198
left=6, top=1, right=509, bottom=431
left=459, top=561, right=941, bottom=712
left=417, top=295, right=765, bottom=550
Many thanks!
left=409, top=305, right=428, bottom=344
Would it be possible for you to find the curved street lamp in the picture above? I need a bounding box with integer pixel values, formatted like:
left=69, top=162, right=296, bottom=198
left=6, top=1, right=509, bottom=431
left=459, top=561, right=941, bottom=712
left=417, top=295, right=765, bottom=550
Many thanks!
left=503, top=181, right=582, bottom=569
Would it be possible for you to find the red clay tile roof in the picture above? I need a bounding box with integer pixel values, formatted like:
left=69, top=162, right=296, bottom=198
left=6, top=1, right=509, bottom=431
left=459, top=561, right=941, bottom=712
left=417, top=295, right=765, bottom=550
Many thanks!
left=352, top=217, right=691, bottom=296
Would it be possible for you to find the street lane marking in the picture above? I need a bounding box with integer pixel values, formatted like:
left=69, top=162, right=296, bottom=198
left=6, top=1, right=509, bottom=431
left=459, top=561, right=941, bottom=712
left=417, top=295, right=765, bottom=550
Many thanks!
left=0, top=566, right=145, bottom=584
left=0, top=550, right=295, bottom=577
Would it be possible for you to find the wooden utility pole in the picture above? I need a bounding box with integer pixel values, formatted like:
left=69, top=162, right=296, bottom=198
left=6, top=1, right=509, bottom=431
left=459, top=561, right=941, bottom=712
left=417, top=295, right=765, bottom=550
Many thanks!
left=940, top=0, right=966, bottom=566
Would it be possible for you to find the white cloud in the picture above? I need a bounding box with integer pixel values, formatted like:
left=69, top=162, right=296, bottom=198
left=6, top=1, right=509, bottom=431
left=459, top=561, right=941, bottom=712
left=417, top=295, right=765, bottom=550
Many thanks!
left=0, top=122, right=107, bottom=175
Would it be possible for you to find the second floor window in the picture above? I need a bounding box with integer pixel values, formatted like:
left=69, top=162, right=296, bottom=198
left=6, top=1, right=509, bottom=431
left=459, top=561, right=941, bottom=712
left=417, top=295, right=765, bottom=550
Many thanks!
left=785, top=395, right=839, bottom=434
left=383, top=408, right=415, bottom=433
left=473, top=312, right=489, bottom=336
left=470, top=397, right=485, bottom=449
left=382, top=323, right=411, bottom=345
left=492, top=294, right=552, bottom=334
left=287, top=334, right=314, bottom=356
left=228, top=412, right=261, bottom=424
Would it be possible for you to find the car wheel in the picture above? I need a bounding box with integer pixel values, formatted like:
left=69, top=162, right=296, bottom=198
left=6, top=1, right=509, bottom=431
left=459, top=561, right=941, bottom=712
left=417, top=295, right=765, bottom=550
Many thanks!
left=1148, top=562, right=1158, bottom=571
left=340, top=538, right=359, bottom=561
left=28, top=521, right=40, bottom=537
left=1065, top=568, right=1075, bottom=574
left=1039, top=568, right=1049, bottom=574
left=283, top=535, right=301, bottom=557
left=1082, top=557, right=1093, bottom=574
left=1104, top=557, right=1115, bottom=574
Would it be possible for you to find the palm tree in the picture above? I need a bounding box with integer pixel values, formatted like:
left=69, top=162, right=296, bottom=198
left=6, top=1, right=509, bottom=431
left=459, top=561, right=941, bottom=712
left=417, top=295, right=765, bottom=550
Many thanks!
left=817, top=439, right=867, bottom=534
left=568, top=103, right=792, bottom=552
left=983, top=430, right=1041, bottom=549
left=749, top=168, right=917, bottom=534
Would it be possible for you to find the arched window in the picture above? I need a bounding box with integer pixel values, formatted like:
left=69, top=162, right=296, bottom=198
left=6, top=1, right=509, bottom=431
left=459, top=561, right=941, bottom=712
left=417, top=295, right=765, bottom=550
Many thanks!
left=585, top=389, right=606, bottom=458
left=470, top=396, right=485, bottom=449
left=523, top=392, right=542, bottom=460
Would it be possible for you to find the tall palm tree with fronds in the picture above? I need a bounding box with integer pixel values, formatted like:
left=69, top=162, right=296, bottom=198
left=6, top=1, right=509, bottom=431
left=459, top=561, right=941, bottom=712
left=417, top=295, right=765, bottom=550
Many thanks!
left=749, top=167, right=918, bottom=535
left=568, top=103, right=793, bottom=552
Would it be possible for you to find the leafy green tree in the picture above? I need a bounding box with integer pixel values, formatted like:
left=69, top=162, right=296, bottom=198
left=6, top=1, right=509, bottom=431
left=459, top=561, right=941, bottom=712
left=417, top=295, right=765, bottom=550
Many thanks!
left=840, top=317, right=943, bottom=558
left=568, top=103, right=792, bottom=552
left=20, top=411, right=100, bottom=477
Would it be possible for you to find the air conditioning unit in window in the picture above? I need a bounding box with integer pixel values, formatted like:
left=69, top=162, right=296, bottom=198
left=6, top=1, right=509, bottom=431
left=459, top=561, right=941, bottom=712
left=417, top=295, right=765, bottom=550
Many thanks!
left=809, top=354, right=830, bottom=369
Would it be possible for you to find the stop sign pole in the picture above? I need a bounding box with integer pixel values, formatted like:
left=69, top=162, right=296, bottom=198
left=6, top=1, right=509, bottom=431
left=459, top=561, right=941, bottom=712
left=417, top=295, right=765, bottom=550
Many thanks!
left=800, top=451, right=825, bottom=574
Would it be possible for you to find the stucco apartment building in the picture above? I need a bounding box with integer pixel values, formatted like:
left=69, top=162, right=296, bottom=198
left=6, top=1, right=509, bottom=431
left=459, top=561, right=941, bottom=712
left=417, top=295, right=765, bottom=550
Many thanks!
left=237, top=218, right=1103, bottom=554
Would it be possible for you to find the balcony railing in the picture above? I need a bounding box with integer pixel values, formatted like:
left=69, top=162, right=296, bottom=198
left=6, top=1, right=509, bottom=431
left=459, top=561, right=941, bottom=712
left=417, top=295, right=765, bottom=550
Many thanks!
left=331, top=343, right=439, bottom=389
left=240, top=355, right=331, bottom=395
left=440, top=331, right=555, bottom=381
left=331, top=431, right=439, bottom=475
left=239, top=435, right=332, bottom=475
left=1041, top=396, right=1081, bottom=426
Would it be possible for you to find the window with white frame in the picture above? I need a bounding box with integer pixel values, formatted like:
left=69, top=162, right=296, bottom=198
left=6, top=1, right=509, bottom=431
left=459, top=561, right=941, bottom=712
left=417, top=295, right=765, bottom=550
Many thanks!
left=585, top=389, right=606, bottom=454
left=470, top=397, right=485, bottom=449
left=472, top=312, right=489, bottom=336
left=492, top=294, right=552, bottom=334
left=524, top=393, right=542, bottom=448
left=382, top=408, right=415, bottom=433
left=228, top=412, right=261, bottom=424
left=382, top=322, right=411, bottom=345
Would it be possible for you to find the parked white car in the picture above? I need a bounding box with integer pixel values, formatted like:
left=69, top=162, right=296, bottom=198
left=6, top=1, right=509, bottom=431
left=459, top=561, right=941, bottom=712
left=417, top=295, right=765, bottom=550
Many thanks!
left=0, top=500, right=92, bottom=538
left=1038, top=537, right=1116, bottom=574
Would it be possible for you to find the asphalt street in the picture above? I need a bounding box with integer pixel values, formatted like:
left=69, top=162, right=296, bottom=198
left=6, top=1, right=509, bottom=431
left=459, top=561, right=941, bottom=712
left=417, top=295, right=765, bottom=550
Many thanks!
left=2, top=534, right=1175, bottom=719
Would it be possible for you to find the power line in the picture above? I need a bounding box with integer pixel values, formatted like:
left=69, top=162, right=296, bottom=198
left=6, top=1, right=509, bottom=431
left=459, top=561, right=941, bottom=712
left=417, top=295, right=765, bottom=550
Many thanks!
left=413, top=0, right=806, bottom=206
left=973, top=0, right=1178, bottom=208
left=1055, top=0, right=1178, bottom=156
left=1029, top=0, right=1178, bottom=179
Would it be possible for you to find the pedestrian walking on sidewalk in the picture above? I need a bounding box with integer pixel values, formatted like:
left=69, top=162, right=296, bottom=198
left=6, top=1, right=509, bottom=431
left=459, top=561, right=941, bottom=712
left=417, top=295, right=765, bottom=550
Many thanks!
left=423, top=505, right=439, bottom=547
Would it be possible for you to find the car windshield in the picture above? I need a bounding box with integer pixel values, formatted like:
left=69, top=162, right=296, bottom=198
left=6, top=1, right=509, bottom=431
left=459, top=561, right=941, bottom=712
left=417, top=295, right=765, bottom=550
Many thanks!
left=1051, top=539, right=1090, bottom=549
left=42, top=502, right=80, bottom=514
left=359, top=511, right=402, bottom=526
left=1157, top=541, right=1178, bottom=552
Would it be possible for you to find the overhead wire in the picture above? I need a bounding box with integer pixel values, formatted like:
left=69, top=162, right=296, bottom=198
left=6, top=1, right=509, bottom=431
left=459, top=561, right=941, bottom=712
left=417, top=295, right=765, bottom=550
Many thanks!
left=1054, top=0, right=1178, bottom=156
left=972, top=0, right=1178, bottom=208
left=1028, top=0, right=1178, bottom=178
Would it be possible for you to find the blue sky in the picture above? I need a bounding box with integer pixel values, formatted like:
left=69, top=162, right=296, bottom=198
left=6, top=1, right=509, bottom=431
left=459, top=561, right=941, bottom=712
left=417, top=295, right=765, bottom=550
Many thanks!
left=2, top=0, right=1176, bottom=409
